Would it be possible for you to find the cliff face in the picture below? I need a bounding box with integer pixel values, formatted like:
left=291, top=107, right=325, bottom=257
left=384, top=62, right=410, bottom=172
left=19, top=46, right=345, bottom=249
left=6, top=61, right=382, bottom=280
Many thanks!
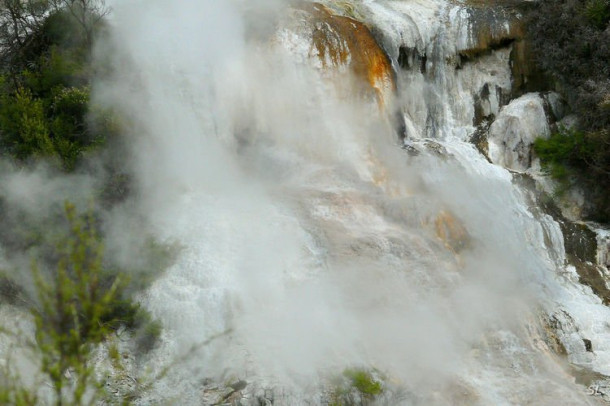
left=268, top=1, right=610, bottom=398
left=450, top=1, right=547, bottom=96
left=272, top=0, right=546, bottom=137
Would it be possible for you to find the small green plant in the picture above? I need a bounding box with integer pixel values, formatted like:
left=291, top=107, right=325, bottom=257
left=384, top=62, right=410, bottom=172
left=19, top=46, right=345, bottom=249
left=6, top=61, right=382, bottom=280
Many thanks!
left=0, top=275, right=23, bottom=305
left=0, top=202, right=165, bottom=405
left=132, top=308, right=163, bottom=353
left=584, top=0, right=610, bottom=29
left=533, top=127, right=592, bottom=194
left=32, top=201, right=124, bottom=405
left=328, top=367, right=384, bottom=405
left=343, top=368, right=383, bottom=396
left=534, top=128, right=592, bottom=170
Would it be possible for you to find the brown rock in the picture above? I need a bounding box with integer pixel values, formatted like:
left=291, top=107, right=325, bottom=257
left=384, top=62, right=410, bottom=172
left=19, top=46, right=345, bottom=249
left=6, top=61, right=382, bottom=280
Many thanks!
left=292, top=2, right=395, bottom=108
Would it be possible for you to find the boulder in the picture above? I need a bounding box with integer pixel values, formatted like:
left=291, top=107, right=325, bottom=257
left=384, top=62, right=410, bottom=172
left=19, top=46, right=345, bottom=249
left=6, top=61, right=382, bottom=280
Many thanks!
left=488, top=93, right=550, bottom=171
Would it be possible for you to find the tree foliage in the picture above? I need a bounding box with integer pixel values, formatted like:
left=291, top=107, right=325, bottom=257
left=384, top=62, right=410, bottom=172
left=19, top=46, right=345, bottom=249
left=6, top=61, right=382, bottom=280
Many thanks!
left=0, top=0, right=110, bottom=169
left=528, top=0, right=610, bottom=129
left=0, top=3, right=168, bottom=403
left=528, top=0, right=610, bottom=221
left=0, top=1, right=108, bottom=71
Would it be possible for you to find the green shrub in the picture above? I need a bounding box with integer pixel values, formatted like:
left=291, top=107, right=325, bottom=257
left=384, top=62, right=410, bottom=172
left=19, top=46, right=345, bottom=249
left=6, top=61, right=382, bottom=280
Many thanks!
left=585, top=0, right=610, bottom=29
left=534, top=127, right=610, bottom=221
left=0, top=202, right=162, bottom=404
left=32, top=202, right=123, bottom=405
left=343, top=368, right=383, bottom=396
left=0, top=86, right=55, bottom=160
left=0, top=4, right=110, bottom=170
left=534, top=128, right=592, bottom=172
left=528, top=0, right=610, bottom=130
left=98, top=299, right=163, bottom=353
left=23, top=48, right=88, bottom=98
left=0, top=82, right=98, bottom=169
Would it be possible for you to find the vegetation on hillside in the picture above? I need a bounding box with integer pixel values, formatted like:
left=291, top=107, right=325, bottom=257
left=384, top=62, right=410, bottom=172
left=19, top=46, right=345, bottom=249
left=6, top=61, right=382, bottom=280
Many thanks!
left=0, top=2, right=169, bottom=404
left=0, top=0, right=114, bottom=170
left=528, top=0, right=610, bottom=221
left=0, top=203, right=154, bottom=405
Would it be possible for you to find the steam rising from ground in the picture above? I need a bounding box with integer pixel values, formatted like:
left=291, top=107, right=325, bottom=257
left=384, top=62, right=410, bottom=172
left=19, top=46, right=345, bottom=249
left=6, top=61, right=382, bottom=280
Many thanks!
left=90, top=0, right=593, bottom=404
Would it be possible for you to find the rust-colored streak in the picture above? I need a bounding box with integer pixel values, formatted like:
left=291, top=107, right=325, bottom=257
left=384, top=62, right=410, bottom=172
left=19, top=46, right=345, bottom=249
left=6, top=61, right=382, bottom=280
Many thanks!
left=434, top=210, right=471, bottom=253
left=298, top=2, right=395, bottom=107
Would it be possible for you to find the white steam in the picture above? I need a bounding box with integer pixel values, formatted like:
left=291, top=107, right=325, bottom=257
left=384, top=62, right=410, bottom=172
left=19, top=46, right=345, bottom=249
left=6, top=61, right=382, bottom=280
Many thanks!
left=92, top=0, right=595, bottom=404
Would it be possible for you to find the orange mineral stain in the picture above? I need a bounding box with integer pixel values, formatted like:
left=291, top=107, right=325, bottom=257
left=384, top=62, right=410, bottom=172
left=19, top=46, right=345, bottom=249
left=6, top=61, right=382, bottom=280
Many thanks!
left=297, top=2, right=395, bottom=109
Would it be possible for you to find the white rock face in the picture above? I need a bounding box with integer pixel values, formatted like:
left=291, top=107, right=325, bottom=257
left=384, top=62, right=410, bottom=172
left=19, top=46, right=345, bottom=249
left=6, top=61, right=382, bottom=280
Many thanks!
left=348, top=0, right=517, bottom=140
left=488, top=93, right=550, bottom=172
left=597, top=228, right=610, bottom=270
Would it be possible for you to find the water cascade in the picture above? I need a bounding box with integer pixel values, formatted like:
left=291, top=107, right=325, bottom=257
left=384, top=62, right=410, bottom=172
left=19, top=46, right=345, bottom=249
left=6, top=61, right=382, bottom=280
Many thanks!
left=42, top=0, right=610, bottom=404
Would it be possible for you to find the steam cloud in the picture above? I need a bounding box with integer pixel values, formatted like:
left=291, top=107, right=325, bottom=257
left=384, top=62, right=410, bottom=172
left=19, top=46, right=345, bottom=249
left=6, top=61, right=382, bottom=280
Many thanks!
left=0, top=0, right=594, bottom=404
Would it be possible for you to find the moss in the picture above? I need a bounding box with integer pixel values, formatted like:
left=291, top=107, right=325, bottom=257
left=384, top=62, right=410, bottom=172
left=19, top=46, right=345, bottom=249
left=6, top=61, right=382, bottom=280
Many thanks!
left=97, top=296, right=162, bottom=354
left=470, top=120, right=491, bottom=159
left=455, top=0, right=535, bottom=8
left=541, top=313, right=568, bottom=356
left=569, top=256, right=610, bottom=306
left=534, top=186, right=610, bottom=305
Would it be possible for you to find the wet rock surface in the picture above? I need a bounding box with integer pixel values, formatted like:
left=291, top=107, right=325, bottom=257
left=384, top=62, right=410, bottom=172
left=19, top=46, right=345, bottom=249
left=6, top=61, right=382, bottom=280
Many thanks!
left=487, top=93, right=550, bottom=171
left=276, top=2, right=395, bottom=107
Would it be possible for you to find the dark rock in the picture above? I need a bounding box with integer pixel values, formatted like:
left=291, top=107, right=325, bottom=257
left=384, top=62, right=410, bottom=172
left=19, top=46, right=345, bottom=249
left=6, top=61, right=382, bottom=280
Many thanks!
left=398, top=46, right=427, bottom=74
left=230, top=380, right=248, bottom=392
left=510, top=40, right=552, bottom=98
left=532, top=188, right=610, bottom=305
left=584, top=338, right=593, bottom=352
left=470, top=119, right=492, bottom=161
left=401, top=142, right=420, bottom=157
left=0, top=276, right=23, bottom=305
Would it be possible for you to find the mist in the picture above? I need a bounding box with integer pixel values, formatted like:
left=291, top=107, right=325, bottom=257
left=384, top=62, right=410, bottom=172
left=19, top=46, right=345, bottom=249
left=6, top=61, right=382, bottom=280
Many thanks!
left=79, top=0, right=592, bottom=404
left=0, top=0, right=605, bottom=404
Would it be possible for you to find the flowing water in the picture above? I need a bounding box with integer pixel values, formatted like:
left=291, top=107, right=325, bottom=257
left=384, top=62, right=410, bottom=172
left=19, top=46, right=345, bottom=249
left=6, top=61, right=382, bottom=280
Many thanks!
left=85, top=0, right=610, bottom=404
